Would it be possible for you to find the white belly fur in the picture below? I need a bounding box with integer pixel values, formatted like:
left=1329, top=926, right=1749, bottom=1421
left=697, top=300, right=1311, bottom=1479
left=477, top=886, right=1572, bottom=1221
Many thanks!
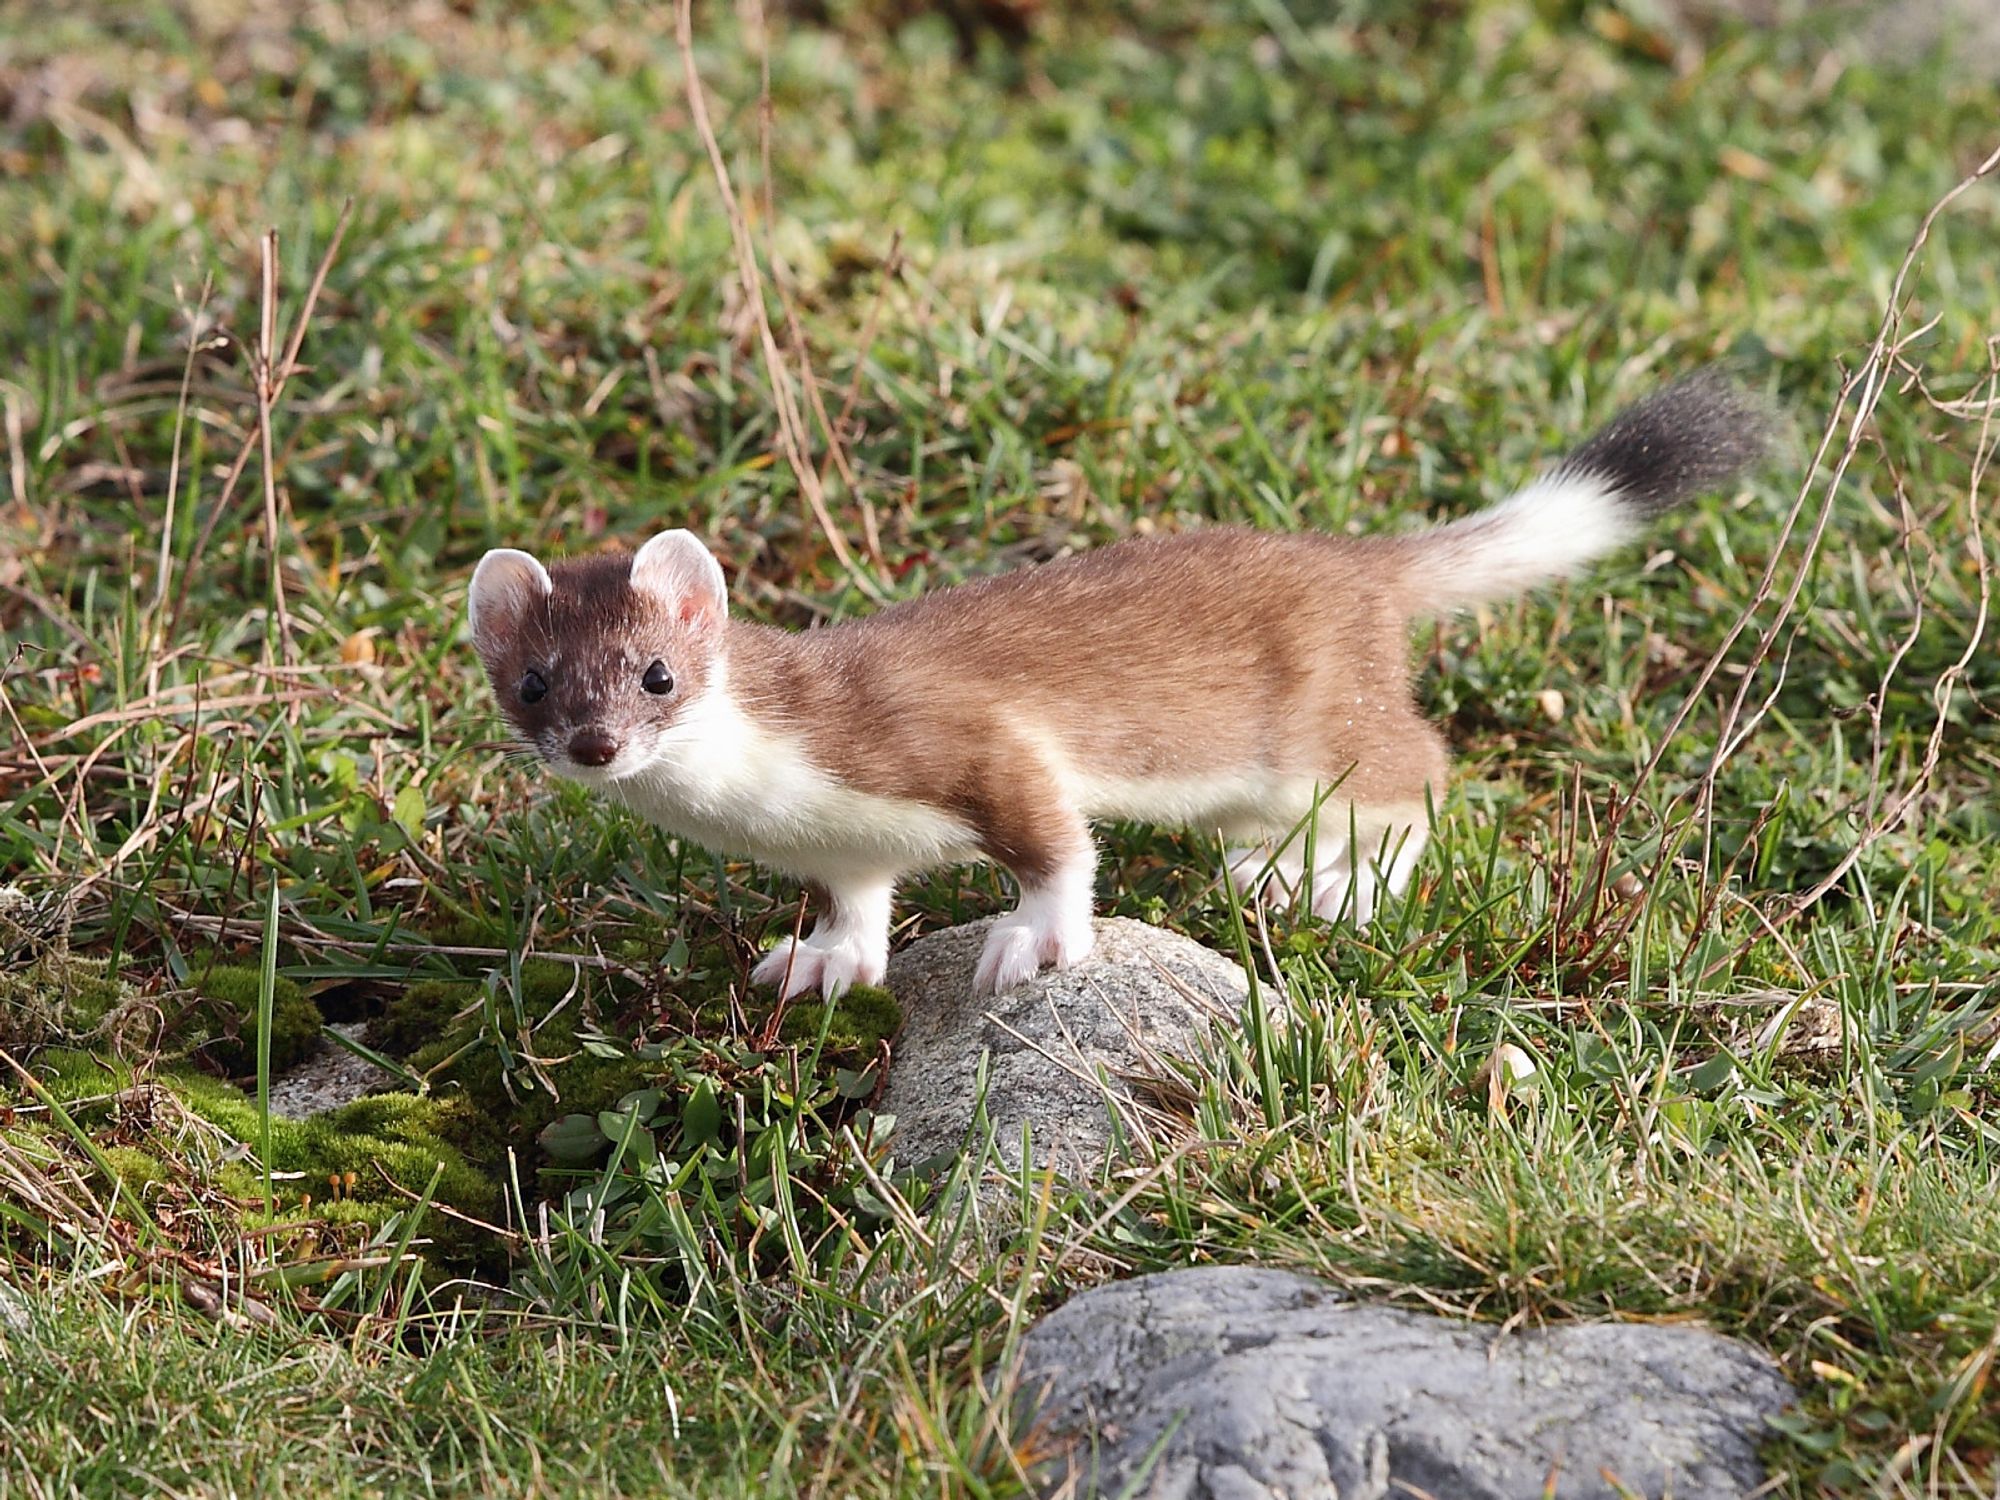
left=600, top=676, right=980, bottom=882
left=1068, top=768, right=1333, bottom=840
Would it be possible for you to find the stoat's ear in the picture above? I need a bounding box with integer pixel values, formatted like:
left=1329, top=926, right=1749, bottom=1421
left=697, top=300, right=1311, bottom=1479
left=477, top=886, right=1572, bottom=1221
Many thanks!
left=468, top=548, right=552, bottom=649
left=630, top=530, right=728, bottom=633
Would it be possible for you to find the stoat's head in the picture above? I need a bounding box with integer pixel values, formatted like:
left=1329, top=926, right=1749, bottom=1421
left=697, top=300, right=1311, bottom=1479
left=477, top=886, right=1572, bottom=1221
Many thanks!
left=467, top=530, right=729, bottom=783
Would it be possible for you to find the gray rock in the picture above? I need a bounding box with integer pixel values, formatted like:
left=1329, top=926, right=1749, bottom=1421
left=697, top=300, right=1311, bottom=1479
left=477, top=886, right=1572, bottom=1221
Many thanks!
left=1019, top=1267, right=1794, bottom=1500
left=883, top=918, right=1257, bottom=1174
left=267, top=1021, right=396, bottom=1119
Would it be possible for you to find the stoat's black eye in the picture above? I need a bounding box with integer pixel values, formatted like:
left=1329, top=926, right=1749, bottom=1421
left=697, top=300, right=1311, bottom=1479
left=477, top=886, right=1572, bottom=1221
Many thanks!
left=518, top=669, right=548, bottom=705
left=642, top=660, right=674, bottom=696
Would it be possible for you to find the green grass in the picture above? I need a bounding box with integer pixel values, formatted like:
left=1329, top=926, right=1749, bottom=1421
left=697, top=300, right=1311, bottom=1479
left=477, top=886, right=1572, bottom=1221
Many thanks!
left=2, top=0, right=1998, bottom=1494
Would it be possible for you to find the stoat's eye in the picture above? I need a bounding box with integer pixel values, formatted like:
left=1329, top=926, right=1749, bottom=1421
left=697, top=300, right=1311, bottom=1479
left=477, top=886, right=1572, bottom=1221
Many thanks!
left=642, top=660, right=674, bottom=696
left=519, top=669, right=548, bottom=705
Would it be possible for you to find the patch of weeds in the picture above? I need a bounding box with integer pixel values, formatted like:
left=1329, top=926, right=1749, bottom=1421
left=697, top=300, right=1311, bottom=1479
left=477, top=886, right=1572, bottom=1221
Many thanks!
left=0, top=886, right=133, bottom=1049
left=395, top=959, right=655, bottom=1152
left=526, top=1050, right=903, bottom=1315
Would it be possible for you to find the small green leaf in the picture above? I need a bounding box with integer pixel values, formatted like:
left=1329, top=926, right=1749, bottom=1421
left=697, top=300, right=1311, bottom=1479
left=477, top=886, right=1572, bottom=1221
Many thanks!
left=682, top=1079, right=722, bottom=1149
left=834, top=1065, right=878, bottom=1100
left=598, top=1108, right=646, bottom=1145
left=615, top=1087, right=665, bottom=1123
left=538, top=1113, right=608, bottom=1165
left=391, top=784, right=426, bottom=839
left=1687, top=1052, right=1737, bottom=1093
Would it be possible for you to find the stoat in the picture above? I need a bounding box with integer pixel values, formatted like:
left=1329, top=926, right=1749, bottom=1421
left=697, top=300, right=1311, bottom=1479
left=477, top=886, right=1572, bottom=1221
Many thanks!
left=469, top=371, right=1767, bottom=999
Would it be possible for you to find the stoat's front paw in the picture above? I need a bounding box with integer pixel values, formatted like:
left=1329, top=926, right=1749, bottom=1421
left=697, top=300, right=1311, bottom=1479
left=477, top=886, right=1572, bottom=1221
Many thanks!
left=973, top=910, right=1094, bottom=997
left=1309, top=826, right=1427, bottom=931
left=751, top=934, right=885, bottom=1000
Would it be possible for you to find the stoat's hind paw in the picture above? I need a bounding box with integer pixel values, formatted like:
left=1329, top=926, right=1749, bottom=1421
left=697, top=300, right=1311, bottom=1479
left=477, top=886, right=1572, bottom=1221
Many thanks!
left=750, top=934, right=884, bottom=1000
left=973, top=910, right=1094, bottom=996
left=1309, top=827, right=1429, bottom=930
left=1222, top=844, right=1314, bottom=909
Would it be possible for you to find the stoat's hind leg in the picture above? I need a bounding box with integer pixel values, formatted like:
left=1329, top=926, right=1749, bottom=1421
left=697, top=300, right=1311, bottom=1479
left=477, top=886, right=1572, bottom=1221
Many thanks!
left=1303, top=714, right=1444, bottom=929
left=752, top=876, right=893, bottom=999
left=1222, top=840, right=1313, bottom=909
left=1309, top=814, right=1428, bottom=928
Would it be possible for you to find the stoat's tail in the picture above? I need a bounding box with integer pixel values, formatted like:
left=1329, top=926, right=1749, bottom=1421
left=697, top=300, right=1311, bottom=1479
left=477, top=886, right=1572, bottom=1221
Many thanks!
left=1396, top=369, right=1771, bottom=614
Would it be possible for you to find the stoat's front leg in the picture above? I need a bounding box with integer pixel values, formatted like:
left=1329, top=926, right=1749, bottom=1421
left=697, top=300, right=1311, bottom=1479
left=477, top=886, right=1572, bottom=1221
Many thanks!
left=974, top=844, right=1097, bottom=996
left=751, top=875, right=893, bottom=1000
left=750, top=753, right=1101, bottom=1000
left=967, top=788, right=1098, bottom=997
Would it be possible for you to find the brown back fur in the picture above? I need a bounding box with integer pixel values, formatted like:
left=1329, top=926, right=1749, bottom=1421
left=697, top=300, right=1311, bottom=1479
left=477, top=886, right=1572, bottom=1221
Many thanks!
left=727, top=528, right=1445, bottom=874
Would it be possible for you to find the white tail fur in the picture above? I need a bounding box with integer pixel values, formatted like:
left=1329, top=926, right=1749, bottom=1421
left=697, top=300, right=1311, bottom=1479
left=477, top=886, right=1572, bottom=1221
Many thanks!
left=1398, top=472, right=1642, bottom=612
left=1395, top=371, right=1770, bottom=614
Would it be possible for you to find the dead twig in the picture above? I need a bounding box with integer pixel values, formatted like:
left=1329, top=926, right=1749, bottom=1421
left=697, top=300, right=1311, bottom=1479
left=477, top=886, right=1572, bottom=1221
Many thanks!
left=166, top=200, right=353, bottom=646
left=672, top=0, right=886, bottom=600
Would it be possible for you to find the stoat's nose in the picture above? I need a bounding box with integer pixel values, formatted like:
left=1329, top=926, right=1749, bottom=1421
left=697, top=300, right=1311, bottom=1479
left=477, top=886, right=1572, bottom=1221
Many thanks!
left=568, top=728, right=620, bottom=767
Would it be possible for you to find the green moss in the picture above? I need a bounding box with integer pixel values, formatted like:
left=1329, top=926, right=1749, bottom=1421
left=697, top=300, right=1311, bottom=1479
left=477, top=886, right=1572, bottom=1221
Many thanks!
left=516, top=959, right=579, bottom=1007
left=168, top=1068, right=499, bottom=1266
left=376, top=979, right=476, bottom=1057
left=97, top=1145, right=168, bottom=1194
left=168, top=1072, right=485, bottom=1202
left=417, top=1017, right=653, bottom=1148
left=214, top=1160, right=261, bottom=1200
left=612, top=936, right=670, bottom=966
left=775, top=985, right=903, bottom=1059
left=14, top=1047, right=132, bottom=1102
left=190, top=965, right=323, bottom=1076
left=298, top=1114, right=492, bottom=1214
left=162, top=1067, right=267, bottom=1139
left=420, top=912, right=516, bottom=955
left=384, top=960, right=577, bottom=1063
left=318, top=1093, right=499, bottom=1180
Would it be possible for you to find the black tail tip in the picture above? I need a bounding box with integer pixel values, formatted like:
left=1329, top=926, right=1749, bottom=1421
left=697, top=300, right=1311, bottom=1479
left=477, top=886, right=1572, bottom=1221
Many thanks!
left=1556, top=368, right=1774, bottom=518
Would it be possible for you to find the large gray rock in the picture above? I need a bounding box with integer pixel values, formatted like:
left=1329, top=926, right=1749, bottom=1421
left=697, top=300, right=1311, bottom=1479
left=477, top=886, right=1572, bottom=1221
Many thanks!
left=1019, top=1267, right=1794, bottom=1500
left=883, top=918, right=1256, bottom=1174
